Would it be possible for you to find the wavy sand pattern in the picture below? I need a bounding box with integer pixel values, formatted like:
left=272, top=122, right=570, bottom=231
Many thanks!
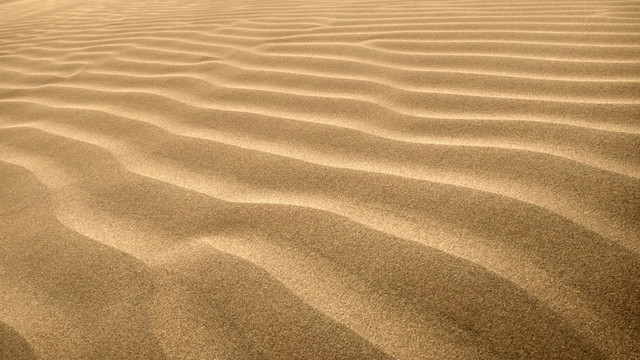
left=1, top=0, right=639, bottom=359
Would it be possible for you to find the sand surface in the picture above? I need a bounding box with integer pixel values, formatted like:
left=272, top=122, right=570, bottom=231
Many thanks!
left=1, top=0, right=639, bottom=359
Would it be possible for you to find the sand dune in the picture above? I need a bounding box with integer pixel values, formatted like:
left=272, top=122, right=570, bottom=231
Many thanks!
left=1, top=0, right=639, bottom=359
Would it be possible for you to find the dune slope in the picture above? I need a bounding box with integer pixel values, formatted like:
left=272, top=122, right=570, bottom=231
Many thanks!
left=1, top=0, right=639, bottom=359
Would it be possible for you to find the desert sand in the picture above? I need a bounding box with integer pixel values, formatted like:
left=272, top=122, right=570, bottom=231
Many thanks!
left=1, top=0, right=639, bottom=358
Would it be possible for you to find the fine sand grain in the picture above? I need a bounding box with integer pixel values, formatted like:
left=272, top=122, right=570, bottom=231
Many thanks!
left=1, top=0, right=639, bottom=359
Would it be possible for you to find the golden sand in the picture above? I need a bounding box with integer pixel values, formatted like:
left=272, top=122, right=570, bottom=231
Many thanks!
left=1, top=0, right=639, bottom=358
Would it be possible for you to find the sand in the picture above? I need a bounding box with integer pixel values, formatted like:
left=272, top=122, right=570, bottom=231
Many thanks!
left=1, top=0, right=639, bottom=358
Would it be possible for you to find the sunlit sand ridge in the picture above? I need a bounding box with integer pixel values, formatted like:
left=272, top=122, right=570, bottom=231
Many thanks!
left=1, top=0, right=639, bottom=359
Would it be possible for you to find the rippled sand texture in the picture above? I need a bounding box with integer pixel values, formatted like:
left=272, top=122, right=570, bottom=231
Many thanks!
left=1, top=0, right=640, bottom=359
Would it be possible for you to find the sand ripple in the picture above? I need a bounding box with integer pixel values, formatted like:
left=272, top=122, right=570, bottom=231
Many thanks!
left=1, top=0, right=639, bottom=359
